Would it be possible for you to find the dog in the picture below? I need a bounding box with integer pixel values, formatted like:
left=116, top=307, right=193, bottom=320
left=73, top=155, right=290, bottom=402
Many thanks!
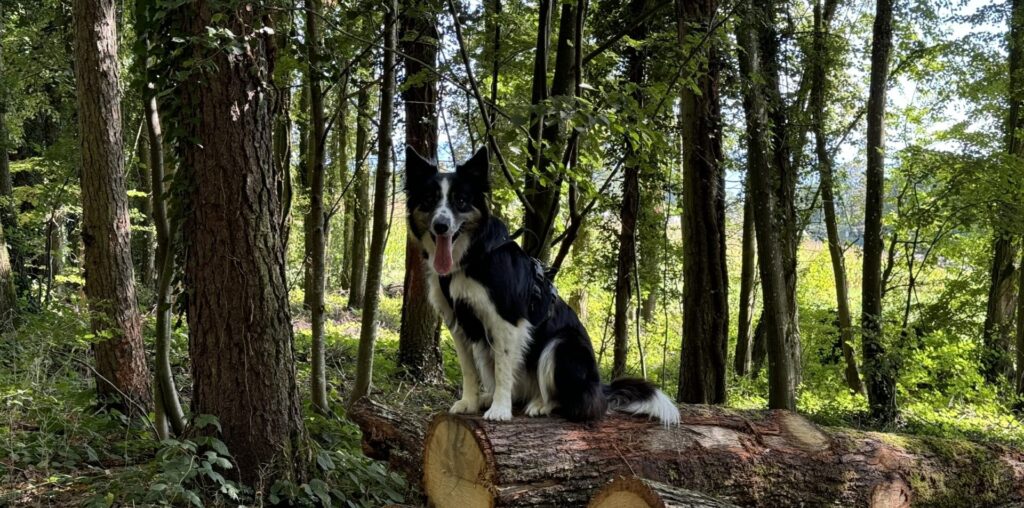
left=405, top=145, right=679, bottom=425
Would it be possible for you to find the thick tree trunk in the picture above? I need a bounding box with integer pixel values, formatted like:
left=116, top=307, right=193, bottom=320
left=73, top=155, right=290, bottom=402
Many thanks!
left=735, top=181, right=756, bottom=376
left=398, top=0, right=443, bottom=382
left=348, top=82, right=371, bottom=309
left=735, top=0, right=797, bottom=410
left=351, top=2, right=397, bottom=403
left=678, top=0, right=727, bottom=404
left=305, top=0, right=330, bottom=415
left=589, top=477, right=738, bottom=508
left=416, top=409, right=1024, bottom=507
left=862, top=0, right=896, bottom=423
left=811, top=0, right=864, bottom=395
left=983, top=0, right=1024, bottom=388
left=73, top=0, right=151, bottom=409
left=178, top=2, right=307, bottom=485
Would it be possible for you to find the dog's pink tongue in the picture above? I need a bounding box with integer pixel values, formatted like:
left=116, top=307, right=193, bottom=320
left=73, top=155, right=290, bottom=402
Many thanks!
left=434, top=234, right=453, bottom=275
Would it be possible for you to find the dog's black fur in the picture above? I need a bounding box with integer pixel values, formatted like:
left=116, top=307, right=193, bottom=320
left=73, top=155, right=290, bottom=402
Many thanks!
left=405, top=146, right=678, bottom=424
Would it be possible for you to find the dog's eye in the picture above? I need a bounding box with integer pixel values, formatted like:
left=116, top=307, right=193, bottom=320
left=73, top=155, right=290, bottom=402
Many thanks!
left=454, top=195, right=468, bottom=208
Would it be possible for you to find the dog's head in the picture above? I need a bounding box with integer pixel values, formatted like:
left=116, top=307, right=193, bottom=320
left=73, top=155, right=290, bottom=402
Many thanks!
left=405, top=146, right=490, bottom=276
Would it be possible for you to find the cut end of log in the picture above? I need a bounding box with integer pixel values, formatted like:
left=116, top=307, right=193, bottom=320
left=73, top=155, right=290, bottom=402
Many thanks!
left=423, top=414, right=496, bottom=508
left=870, top=478, right=911, bottom=508
left=589, top=476, right=739, bottom=508
left=588, top=477, right=666, bottom=508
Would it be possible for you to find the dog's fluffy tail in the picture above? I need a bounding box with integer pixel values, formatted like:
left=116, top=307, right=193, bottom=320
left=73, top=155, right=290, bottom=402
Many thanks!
left=603, top=378, right=680, bottom=425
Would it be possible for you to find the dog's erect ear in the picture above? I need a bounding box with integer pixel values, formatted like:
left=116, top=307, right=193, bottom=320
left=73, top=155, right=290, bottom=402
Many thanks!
left=405, top=145, right=437, bottom=192
left=456, top=146, right=490, bottom=192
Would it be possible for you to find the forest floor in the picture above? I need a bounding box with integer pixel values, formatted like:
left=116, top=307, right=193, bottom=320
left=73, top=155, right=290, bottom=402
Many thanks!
left=4, top=283, right=1024, bottom=506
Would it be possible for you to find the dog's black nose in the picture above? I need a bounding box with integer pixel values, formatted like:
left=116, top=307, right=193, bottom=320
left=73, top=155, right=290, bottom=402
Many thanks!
left=433, top=221, right=449, bottom=234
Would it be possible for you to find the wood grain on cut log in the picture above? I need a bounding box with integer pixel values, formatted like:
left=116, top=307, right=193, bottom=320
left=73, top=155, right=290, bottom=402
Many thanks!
left=588, top=476, right=738, bottom=508
left=417, top=405, right=1024, bottom=507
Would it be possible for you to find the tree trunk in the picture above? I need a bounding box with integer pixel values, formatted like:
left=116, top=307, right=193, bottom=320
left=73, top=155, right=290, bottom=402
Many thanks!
left=735, top=0, right=797, bottom=410
left=612, top=163, right=639, bottom=380
left=329, top=71, right=350, bottom=291
left=735, top=180, right=756, bottom=376
left=983, top=0, right=1024, bottom=388
left=132, top=126, right=155, bottom=293
left=178, top=1, right=307, bottom=485
left=398, top=0, right=443, bottom=382
left=134, top=0, right=190, bottom=434
left=348, top=82, right=371, bottom=309
left=678, top=0, right=727, bottom=405
left=0, top=218, right=15, bottom=331
left=351, top=2, right=397, bottom=403
left=523, top=0, right=578, bottom=262
left=758, top=0, right=802, bottom=387
left=589, top=477, right=738, bottom=508
left=73, top=0, right=151, bottom=409
left=1016, top=249, right=1024, bottom=398
left=862, top=0, right=896, bottom=424
left=0, top=29, right=22, bottom=297
left=811, top=0, right=864, bottom=395
left=272, top=23, right=294, bottom=241
left=612, top=0, right=647, bottom=381
left=145, top=90, right=185, bottom=437
left=418, top=409, right=1024, bottom=507
left=305, top=0, right=330, bottom=415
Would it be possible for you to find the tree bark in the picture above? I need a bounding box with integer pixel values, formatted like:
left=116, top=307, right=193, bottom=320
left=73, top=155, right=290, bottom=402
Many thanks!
left=398, top=0, right=443, bottom=382
left=304, top=0, right=330, bottom=415
left=735, top=0, right=797, bottom=410
left=735, top=180, right=756, bottom=376
left=811, top=0, right=864, bottom=395
left=758, top=0, right=802, bottom=386
left=678, top=0, right=727, bottom=404
left=612, top=163, right=639, bottom=380
left=0, top=217, right=15, bottom=331
left=348, top=81, right=372, bottom=309
left=178, top=1, right=307, bottom=484
left=132, top=126, right=155, bottom=293
left=73, top=0, right=151, bottom=409
left=417, top=409, right=1023, bottom=507
left=136, top=0, right=187, bottom=435
left=589, top=477, right=738, bottom=508
left=351, top=2, right=397, bottom=403
left=983, top=0, right=1024, bottom=388
left=522, top=0, right=578, bottom=262
left=862, top=0, right=896, bottom=423
left=611, top=0, right=648, bottom=381
left=0, top=28, right=22, bottom=297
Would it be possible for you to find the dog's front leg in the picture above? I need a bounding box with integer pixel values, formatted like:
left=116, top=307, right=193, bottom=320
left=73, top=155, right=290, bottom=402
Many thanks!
left=483, top=321, right=529, bottom=421
left=449, top=331, right=482, bottom=414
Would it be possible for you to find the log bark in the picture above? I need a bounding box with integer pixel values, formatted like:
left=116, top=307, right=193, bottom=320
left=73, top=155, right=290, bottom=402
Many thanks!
left=589, top=477, right=737, bottom=508
left=412, top=407, right=1024, bottom=507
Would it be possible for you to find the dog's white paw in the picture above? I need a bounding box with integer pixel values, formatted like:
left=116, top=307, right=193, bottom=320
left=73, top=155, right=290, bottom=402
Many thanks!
left=483, top=404, right=513, bottom=421
left=449, top=398, right=480, bottom=414
left=479, top=392, right=493, bottom=408
left=524, top=400, right=553, bottom=417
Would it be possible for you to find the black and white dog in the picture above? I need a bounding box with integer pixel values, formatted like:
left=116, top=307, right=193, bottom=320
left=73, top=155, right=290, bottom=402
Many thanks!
left=405, top=146, right=679, bottom=424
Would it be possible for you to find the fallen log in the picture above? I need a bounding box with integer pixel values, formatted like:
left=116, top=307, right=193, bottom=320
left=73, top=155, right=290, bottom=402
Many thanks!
left=588, top=476, right=738, bottom=508
left=348, top=398, right=432, bottom=481
left=418, top=405, right=1024, bottom=507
